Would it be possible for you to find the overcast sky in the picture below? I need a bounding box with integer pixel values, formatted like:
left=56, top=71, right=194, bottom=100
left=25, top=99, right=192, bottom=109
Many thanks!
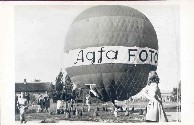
left=15, top=5, right=180, bottom=91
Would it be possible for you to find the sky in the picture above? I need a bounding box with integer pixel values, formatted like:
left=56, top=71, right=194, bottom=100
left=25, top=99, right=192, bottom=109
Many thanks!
left=15, top=5, right=180, bottom=91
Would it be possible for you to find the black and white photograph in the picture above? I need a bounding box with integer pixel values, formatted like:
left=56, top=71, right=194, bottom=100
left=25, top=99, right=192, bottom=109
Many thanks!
left=13, top=4, right=181, bottom=124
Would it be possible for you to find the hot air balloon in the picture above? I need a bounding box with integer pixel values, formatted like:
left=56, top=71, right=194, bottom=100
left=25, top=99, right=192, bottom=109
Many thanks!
left=64, top=5, right=158, bottom=102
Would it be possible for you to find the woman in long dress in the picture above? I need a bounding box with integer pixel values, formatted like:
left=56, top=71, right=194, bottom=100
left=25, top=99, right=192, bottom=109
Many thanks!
left=143, top=71, right=168, bottom=122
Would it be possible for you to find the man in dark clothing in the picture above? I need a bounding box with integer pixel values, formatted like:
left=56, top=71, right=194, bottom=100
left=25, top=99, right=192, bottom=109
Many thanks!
left=26, top=93, right=30, bottom=104
left=44, top=91, right=50, bottom=112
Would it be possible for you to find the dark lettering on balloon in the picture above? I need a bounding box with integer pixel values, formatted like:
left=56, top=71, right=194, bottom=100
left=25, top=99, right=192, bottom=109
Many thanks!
left=98, top=47, right=105, bottom=63
left=86, top=52, right=95, bottom=64
left=106, top=50, right=118, bottom=59
left=149, top=50, right=154, bottom=62
left=128, top=49, right=137, bottom=61
left=139, top=50, right=148, bottom=62
left=154, top=53, right=158, bottom=64
left=74, top=50, right=84, bottom=64
left=73, top=47, right=158, bottom=66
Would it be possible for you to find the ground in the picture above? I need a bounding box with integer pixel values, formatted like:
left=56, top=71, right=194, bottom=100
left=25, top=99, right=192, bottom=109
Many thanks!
left=15, top=100, right=181, bottom=123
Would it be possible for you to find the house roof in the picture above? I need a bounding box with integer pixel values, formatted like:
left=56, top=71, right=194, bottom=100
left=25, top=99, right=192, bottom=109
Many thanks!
left=15, top=82, right=52, bottom=92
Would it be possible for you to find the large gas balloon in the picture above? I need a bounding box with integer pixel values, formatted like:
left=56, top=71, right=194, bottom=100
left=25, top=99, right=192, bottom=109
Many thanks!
left=64, top=5, right=158, bottom=102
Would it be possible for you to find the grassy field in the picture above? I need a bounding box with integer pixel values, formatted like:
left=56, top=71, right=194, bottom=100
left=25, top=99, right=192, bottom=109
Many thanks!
left=15, top=100, right=180, bottom=123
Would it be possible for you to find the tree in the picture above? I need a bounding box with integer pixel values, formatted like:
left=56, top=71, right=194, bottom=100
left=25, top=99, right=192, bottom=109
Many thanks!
left=64, top=75, right=72, bottom=93
left=55, top=70, right=64, bottom=92
left=48, top=82, right=55, bottom=96
left=171, top=81, right=181, bottom=102
left=171, top=88, right=178, bottom=102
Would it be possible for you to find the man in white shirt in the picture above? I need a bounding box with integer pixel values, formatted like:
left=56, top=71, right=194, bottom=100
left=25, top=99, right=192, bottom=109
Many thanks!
left=17, top=92, right=28, bottom=124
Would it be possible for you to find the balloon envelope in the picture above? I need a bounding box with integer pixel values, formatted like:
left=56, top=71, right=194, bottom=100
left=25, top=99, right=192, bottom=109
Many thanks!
left=64, top=5, right=158, bottom=101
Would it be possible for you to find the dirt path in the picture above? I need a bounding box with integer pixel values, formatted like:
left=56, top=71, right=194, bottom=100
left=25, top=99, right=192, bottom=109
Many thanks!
left=15, top=112, right=180, bottom=124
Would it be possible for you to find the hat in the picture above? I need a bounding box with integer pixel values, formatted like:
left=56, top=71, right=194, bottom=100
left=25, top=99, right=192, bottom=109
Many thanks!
left=148, top=71, right=159, bottom=84
left=148, top=71, right=158, bottom=78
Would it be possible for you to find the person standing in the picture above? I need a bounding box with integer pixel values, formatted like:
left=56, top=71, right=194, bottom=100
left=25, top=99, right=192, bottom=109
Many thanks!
left=86, top=94, right=91, bottom=111
left=44, top=91, right=50, bottom=113
left=56, top=99, right=62, bottom=114
left=26, top=93, right=30, bottom=104
left=70, top=99, right=74, bottom=111
left=143, top=71, right=168, bottom=122
left=37, top=94, right=44, bottom=112
left=72, top=82, right=77, bottom=95
left=17, top=92, right=28, bottom=124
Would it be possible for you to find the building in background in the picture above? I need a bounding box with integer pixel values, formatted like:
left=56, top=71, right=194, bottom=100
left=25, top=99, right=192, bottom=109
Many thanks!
left=15, top=79, right=53, bottom=98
